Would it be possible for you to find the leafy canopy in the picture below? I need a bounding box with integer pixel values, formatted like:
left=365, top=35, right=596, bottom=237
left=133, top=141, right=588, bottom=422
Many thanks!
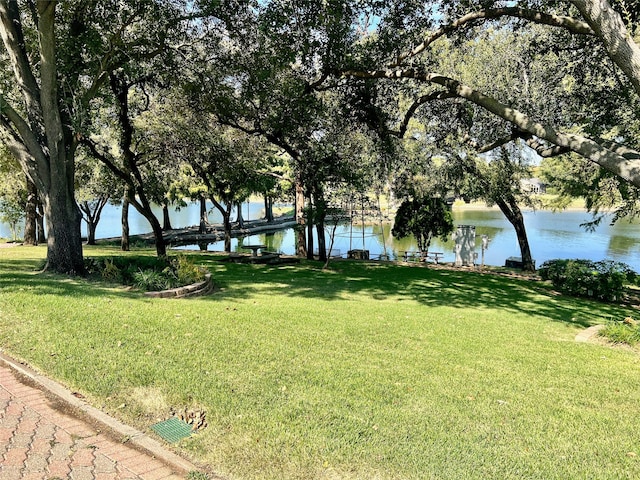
left=392, top=197, right=454, bottom=252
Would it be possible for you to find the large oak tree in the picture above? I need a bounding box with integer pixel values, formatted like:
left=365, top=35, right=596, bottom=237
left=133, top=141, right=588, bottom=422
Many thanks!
left=0, top=0, right=201, bottom=272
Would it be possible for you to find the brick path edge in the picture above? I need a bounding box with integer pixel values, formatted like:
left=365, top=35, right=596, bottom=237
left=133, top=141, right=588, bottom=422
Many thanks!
left=0, top=351, right=202, bottom=477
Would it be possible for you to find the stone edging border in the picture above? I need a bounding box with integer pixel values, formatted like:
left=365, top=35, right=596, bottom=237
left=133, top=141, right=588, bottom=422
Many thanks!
left=145, top=273, right=213, bottom=299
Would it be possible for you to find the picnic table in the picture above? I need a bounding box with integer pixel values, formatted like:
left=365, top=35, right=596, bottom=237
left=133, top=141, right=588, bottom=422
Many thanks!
left=401, top=250, right=420, bottom=262
left=241, top=244, right=267, bottom=257
left=401, top=251, right=444, bottom=263
left=425, top=252, right=444, bottom=264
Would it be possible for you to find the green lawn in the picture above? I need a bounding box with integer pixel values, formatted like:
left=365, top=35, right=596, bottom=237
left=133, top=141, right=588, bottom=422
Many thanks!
left=1, top=244, right=639, bottom=479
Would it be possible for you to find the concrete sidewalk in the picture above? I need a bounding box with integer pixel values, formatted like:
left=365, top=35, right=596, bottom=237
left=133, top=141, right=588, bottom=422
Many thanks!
left=0, top=354, right=202, bottom=480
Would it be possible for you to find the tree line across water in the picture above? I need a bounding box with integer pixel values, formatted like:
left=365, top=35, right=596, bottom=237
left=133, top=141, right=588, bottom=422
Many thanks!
left=2, top=0, right=640, bottom=274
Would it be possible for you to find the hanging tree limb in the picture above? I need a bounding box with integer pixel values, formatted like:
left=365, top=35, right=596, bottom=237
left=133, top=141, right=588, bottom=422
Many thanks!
left=338, top=67, right=640, bottom=187
left=388, top=90, right=458, bottom=138
left=469, top=130, right=572, bottom=157
left=391, top=7, right=594, bottom=67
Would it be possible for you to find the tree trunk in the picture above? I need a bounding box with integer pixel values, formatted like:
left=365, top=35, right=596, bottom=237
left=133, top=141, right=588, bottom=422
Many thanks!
left=162, top=201, right=172, bottom=231
left=0, top=1, right=86, bottom=273
left=86, top=218, right=97, bottom=245
left=199, top=196, right=208, bottom=234
left=316, top=223, right=326, bottom=262
left=129, top=196, right=166, bottom=256
left=121, top=194, right=130, bottom=251
left=295, top=179, right=306, bottom=256
left=23, top=176, right=37, bottom=245
left=314, top=191, right=327, bottom=262
left=39, top=6, right=85, bottom=274
left=148, top=211, right=167, bottom=256
left=137, top=206, right=165, bottom=256
left=223, top=211, right=232, bottom=252
left=79, top=196, right=108, bottom=246
left=307, top=220, right=314, bottom=260
left=496, top=196, right=535, bottom=272
left=323, top=222, right=340, bottom=270
left=207, top=196, right=234, bottom=252
left=42, top=187, right=85, bottom=274
left=306, top=195, right=314, bottom=260
left=264, top=195, right=274, bottom=222
left=36, top=200, right=45, bottom=243
left=235, top=201, right=244, bottom=228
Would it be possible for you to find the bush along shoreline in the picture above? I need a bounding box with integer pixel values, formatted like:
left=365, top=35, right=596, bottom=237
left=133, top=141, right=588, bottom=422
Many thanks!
left=538, top=259, right=637, bottom=303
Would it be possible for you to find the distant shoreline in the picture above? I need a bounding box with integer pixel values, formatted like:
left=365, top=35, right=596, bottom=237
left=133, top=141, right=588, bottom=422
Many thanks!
left=450, top=200, right=593, bottom=213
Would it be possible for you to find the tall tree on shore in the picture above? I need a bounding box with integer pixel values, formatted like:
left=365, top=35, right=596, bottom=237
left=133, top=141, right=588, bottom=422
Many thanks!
left=82, top=74, right=183, bottom=257
left=148, top=96, right=272, bottom=252
left=191, top=0, right=371, bottom=259
left=0, top=1, right=84, bottom=272
left=75, top=155, right=120, bottom=245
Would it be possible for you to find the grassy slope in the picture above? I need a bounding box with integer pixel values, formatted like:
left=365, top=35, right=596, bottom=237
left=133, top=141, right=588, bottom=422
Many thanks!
left=1, top=245, right=639, bottom=480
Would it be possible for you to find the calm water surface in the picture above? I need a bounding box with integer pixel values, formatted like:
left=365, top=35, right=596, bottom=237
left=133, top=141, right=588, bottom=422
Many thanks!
left=3, top=202, right=640, bottom=271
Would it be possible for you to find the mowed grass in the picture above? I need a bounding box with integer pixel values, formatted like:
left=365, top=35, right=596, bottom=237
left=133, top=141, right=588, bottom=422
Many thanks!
left=1, top=244, right=639, bottom=479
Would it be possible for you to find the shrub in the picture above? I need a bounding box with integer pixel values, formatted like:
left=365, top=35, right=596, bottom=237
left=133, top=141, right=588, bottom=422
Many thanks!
left=84, top=255, right=208, bottom=291
left=538, top=259, right=636, bottom=302
left=101, top=259, right=123, bottom=282
left=172, top=254, right=206, bottom=285
left=132, top=269, right=174, bottom=291
left=600, top=317, right=640, bottom=346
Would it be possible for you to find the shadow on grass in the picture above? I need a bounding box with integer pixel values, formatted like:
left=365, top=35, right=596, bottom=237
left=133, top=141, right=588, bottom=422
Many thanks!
left=0, top=258, right=139, bottom=299
left=199, top=258, right=627, bottom=328
left=1, top=255, right=628, bottom=328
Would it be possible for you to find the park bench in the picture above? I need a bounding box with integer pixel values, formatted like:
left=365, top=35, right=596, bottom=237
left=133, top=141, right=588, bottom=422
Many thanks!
left=401, top=251, right=444, bottom=264
left=425, top=252, right=444, bottom=264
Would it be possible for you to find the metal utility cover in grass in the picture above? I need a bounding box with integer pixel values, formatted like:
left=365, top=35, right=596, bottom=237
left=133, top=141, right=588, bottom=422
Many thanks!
left=151, top=417, right=193, bottom=443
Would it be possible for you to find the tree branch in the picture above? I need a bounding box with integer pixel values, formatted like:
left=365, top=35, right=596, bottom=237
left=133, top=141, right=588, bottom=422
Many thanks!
left=81, top=138, right=130, bottom=184
left=0, top=117, right=46, bottom=192
left=0, top=94, right=49, bottom=179
left=389, top=90, right=457, bottom=138
left=339, top=67, right=640, bottom=187
left=517, top=132, right=571, bottom=157
left=0, top=0, right=42, bottom=121
left=391, top=7, right=594, bottom=67
left=37, top=0, right=66, bottom=171
left=569, top=0, right=640, bottom=97
left=472, top=134, right=516, bottom=154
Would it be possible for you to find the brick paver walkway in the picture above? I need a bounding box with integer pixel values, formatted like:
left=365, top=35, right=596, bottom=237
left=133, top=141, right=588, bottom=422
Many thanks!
left=0, top=364, right=186, bottom=480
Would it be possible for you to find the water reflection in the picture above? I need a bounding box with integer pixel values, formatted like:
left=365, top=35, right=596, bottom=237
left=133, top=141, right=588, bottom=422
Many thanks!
left=3, top=201, right=640, bottom=271
left=174, top=208, right=640, bottom=270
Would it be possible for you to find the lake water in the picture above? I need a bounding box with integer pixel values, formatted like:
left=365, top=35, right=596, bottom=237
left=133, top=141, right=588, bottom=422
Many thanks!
left=3, top=201, right=640, bottom=271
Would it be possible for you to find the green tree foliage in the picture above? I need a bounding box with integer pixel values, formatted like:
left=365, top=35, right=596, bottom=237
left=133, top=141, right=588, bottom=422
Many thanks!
left=540, top=153, right=640, bottom=227
left=144, top=89, right=278, bottom=251
left=333, top=0, right=640, bottom=190
left=538, top=258, right=636, bottom=302
left=0, top=145, right=24, bottom=240
left=392, top=197, right=454, bottom=253
left=0, top=0, right=206, bottom=271
left=187, top=0, right=388, bottom=259
left=75, top=154, right=120, bottom=245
